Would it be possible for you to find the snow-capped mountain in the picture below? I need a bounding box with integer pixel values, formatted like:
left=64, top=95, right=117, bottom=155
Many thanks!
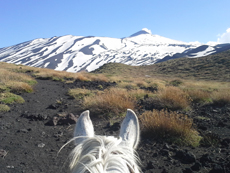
left=0, top=28, right=230, bottom=72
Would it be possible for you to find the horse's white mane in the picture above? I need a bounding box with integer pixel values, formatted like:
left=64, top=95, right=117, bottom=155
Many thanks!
left=69, top=136, right=140, bottom=173
left=68, top=109, right=141, bottom=173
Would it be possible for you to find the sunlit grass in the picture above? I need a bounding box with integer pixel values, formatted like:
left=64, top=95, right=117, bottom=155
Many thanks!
left=140, top=109, right=202, bottom=147
left=180, top=80, right=230, bottom=91
left=211, top=88, right=230, bottom=106
left=185, top=89, right=212, bottom=104
left=157, top=86, right=191, bottom=110
left=0, top=68, right=36, bottom=93
left=32, top=68, right=109, bottom=82
left=83, top=87, right=136, bottom=117
left=0, top=69, right=35, bottom=83
left=1, top=61, right=230, bottom=117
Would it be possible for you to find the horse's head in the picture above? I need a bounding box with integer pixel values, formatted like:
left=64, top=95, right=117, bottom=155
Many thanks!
left=69, top=109, right=141, bottom=173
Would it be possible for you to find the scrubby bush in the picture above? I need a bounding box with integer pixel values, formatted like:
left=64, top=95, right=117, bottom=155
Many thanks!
left=8, top=82, right=34, bottom=93
left=157, top=86, right=191, bottom=110
left=0, top=68, right=36, bottom=93
left=83, top=88, right=136, bottom=117
left=140, top=109, right=202, bottom=147
left=186, top=89, right=212, bottom=104
left=211, top=88, right=230, bottom=106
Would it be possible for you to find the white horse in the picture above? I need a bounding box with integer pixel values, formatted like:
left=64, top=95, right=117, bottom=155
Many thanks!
left=68, top=109, right=141, bottom=173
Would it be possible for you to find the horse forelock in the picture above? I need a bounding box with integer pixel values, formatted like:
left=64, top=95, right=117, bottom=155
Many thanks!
left=69, top=136, right=141, bottom=173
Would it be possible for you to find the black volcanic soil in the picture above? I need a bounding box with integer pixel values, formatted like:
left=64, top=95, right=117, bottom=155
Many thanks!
left=0, top=79, right=230, bottom=173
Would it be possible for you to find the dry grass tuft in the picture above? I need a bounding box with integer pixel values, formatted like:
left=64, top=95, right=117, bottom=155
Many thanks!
left=140, top=110, right=202, bottom=146
left=168, top=79, right=183, bottom=87
left=211, top=88, right=230, bottom=106
left=75, top=72, right=90, bottom=81
left=134, top=80, right=148, bottom=88
left=0, top=104, right=10, bottom=112
left=0, top=62, right=36, bottom=73
left=0, top=69, right=35, bottom=83
left=83, top=87, right=136, bottom=117
left=33, top=68, right=108, bottom=82
left=7, top=82, right=34, bottom=93
left=0, top=69, right=36, bottom=93
left=117, top=81, right=138, bottom=90
left=87, top=73, right=108, bottom=82
left=181, top=80, right=229, bottom=91
left=33, top=68, right=75, bottom=81
left=186, top=89, right=212, bottom=104
left=157, top=86, right=191, bottom=110
left=113, top=77, right=166, bottom=90
left=144, top=78, right=167, bottom=89
left=128, top=89, right=155, bottom=100
left=68, top=88, right=94, bottom=99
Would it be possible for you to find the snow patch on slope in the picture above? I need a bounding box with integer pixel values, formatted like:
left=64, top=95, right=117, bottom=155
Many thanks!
left=1, top=28, right=229, bottom=73
left=190, top=46, right=215, bottom=58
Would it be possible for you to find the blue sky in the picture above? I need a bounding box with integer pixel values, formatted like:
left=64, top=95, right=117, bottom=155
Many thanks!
left=0, top=0, right=230, bottom=48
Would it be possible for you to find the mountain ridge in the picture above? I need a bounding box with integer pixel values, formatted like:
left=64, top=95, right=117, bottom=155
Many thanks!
left=0, top=28, right=230, bottom=72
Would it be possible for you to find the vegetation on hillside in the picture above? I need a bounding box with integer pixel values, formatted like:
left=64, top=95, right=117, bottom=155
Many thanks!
left=1, top=50, right=230, bottom=146
left=94, top=49, right=230, bottom=81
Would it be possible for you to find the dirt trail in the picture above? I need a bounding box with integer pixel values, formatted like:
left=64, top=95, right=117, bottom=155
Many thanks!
left=1, top=79, right=230, bottom=173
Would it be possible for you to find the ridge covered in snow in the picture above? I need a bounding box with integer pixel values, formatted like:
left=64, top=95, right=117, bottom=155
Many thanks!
left=0, top=28, right=230, bottom=72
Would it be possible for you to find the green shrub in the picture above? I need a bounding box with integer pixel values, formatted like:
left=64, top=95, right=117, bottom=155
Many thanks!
left=0, top=92, right=25, bottom=104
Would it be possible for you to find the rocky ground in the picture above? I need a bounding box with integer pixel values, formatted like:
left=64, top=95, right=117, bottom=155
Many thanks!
left=0, top=79, right=230, bottom=173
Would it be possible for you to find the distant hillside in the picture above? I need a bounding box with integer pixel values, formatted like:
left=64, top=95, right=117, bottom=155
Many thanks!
left=93, top=50, right=230, bottom=81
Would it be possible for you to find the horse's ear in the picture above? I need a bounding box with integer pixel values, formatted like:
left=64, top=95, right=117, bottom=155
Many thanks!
left=119, top=109, right=140, bottom=149
left=74, top=110, right=94, bottom=144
